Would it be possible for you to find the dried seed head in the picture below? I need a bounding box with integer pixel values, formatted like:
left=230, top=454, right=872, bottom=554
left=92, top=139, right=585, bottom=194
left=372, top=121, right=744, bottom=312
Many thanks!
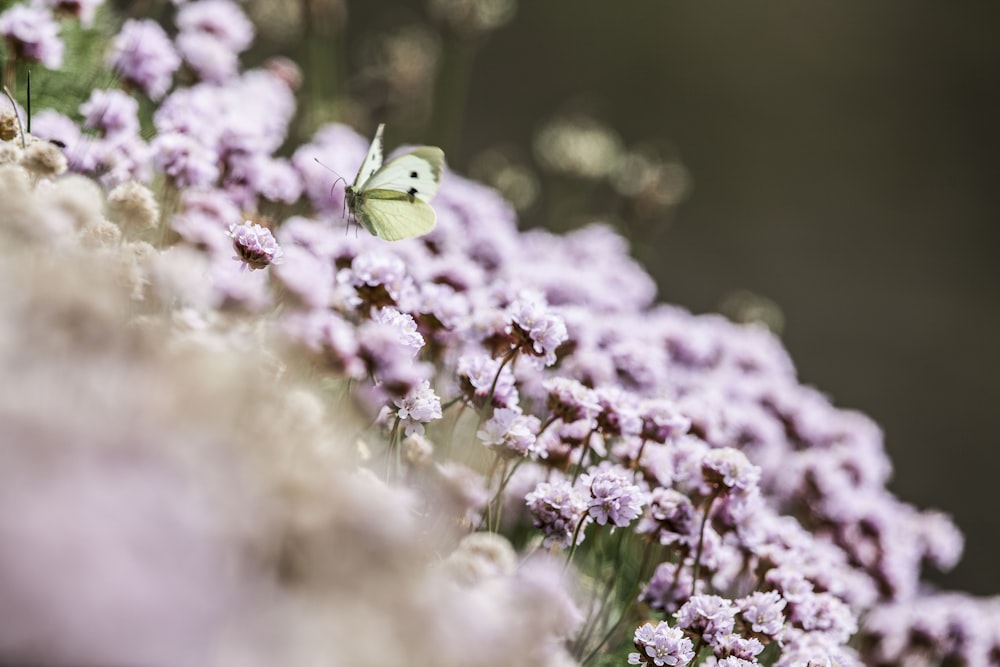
left=108, top=181, right=160, bottom=231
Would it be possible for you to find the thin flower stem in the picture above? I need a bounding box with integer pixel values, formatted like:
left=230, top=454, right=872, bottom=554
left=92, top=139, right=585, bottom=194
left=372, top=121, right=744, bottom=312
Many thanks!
left=564, top=513, right=589, bottom=570
left=537, top=414, right=558, bottom=437
left=631, top=438, right=649, bottom=479
left=385, top=416, right=401, bottom=482
left=691, top=489, right=722, bottom=588
left=489, top=457, right=524, bottom=532
left=477, top=454, right=503, bottom=532
left=475, top=347, right=518, bottom=431
left=439, top=395, right=464, bottom=411
left=581, top=537, right=656, bottom=665
left=573, top=530, right=626, bottom=655
left=570, top=432, right=593, bottom=484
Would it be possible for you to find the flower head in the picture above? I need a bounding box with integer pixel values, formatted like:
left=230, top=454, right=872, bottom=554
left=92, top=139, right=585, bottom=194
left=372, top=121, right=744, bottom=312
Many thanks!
left=392, top=379, right=442, bottom=436
left=506, top=290, right=567, bottom=366
left=580, top=465, right=646, bottom=528
left=0, top=5, right=63, bottom=69
left=675, top=595, right=740, bottom=645
left=227, top=220, right=283, bottom=271
left=80, top=89, right=141, bottom=138
left=525, top=478, right=589, bottom=549
left=176, top=0, right=254, bottom=53
left=477, top=407, right=543, bottom=459
left=107, top=19, right=181, bottom=100
left=628, top=621, right=695, bottom=667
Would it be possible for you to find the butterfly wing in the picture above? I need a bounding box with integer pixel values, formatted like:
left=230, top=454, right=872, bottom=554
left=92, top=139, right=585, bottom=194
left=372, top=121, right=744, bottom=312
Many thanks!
left=353, top=123, right=386, bottom=188
left=355, top=190, right=437, bottom=241
left=360, top=147, right=445, bottom=204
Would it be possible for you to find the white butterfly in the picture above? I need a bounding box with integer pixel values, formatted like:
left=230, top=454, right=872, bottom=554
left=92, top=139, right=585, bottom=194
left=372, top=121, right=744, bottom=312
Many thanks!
left=345, top=123, right=445, bottom=241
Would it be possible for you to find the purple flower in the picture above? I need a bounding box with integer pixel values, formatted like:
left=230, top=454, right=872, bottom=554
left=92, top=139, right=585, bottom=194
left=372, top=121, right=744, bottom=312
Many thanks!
left=227, top=220, right=282, bottom=271
left=637, top=487, right=696, bottom=546
left=789, top=591, right=857, bottom=644
left=641, top=561, right=697, bottom=612
left=344, top=251, right=416, bottom=311
left=152, top=132, right=220, bottom=188
left=356, top=319, right=432, bottom=399
left=525, top=478, right=589, bottom=549
left=0, top=5, right=63, bottom=69
left=639, top=398, right=691, bottom=443
left=675, top=595, right=739, bottom=644
left=544, top=377, right=601, bottom=425
left=580, top=465, right=645, bottom=528
left=477, top=407, right=543, bottom=459
left=175, top=31, right=239, bottom=83
left=736, top=590, right=786, bottom=638
left=80, top=89, right=140, bottom=137
left=701, top=448, right=760, bottom=492
left=371, top=307, right=424, bottom=355
left=38, top=0, right=105, bottom=28
left=89, top=135, right=154, bottom=188
left=280, top=310, right=364, bottom=378
left=456, top=353, right=518, bottom=408
left=506, top=290, right=567, bottom=366
left=628, top=621, right=695, bottom=667
left=226, top=154, right=302, bottom=204
left=107, top=19, right=181, bottom=100
left=392, top=379, right=442, bottom=436
left=775, top=629, right=862, bottom=667
left=710, top=633, right=764, bottom=661
left=176, top=0, right=254, bottom=53
left=593, top=386, right=642, bottom=438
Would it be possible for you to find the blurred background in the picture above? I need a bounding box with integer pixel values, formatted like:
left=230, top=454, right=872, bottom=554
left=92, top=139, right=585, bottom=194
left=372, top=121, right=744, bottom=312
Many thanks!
left=15, top=0, right=1000, bottom=595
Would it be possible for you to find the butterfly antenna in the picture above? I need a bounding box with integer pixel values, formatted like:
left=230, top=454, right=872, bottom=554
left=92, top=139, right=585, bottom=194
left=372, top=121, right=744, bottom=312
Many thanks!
left=25, top=69, right=30, bottom=134
left=1, top=84, right=26, bottom=149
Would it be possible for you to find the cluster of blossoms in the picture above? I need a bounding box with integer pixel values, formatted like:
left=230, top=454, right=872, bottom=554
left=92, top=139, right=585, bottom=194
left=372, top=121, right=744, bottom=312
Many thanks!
left=1, top=1, right=997, bottom=665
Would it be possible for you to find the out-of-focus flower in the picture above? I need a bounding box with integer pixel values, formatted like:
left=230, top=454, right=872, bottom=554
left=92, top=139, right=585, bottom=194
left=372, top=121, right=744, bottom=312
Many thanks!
left=176, top=31, right=240, bottom=83
left=152, top=132, right=220, bottom=188
left=107, top=181, right=159, bottom=232
left=457, top=353, right=518, bottom=409
left=176, top=0, right=254, bottom=53
left=534, top=114, right=623, bottom=181
left=0, top=5, right=64, bottom=69
left=80, top=89, right=141, bottom=137
left=525, top=478, right=589, bottom=549
left=21, top=138, right=67, bottom=178
left=477, top=407, right=543, bottom=459
left=428, top=0, right=517, bottom=38
left=392, top=379, right=442, bottom=436
left=107, top=19, right=181, bottom=100
left=38, top=0, right=105, bottom=28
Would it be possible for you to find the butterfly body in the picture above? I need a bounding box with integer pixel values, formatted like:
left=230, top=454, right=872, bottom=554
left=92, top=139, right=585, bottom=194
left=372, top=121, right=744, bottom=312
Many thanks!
left=345, top=125, right=444, bottom=241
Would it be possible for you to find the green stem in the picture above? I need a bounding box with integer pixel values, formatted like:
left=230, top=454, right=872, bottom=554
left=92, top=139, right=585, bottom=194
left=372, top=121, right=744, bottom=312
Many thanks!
left=570, top=432, right=593, bottom=484
left=691, top=490, right=722, bottom=588
left=385, top=416, right=401, bottom=482
left=564, top=513, right=589, bottom=569
left=581, top=537, right=656, bottom=664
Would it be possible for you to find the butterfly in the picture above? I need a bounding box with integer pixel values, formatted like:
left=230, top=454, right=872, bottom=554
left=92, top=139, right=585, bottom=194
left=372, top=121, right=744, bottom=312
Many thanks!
left=345, top=123, right=445, bottom=241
